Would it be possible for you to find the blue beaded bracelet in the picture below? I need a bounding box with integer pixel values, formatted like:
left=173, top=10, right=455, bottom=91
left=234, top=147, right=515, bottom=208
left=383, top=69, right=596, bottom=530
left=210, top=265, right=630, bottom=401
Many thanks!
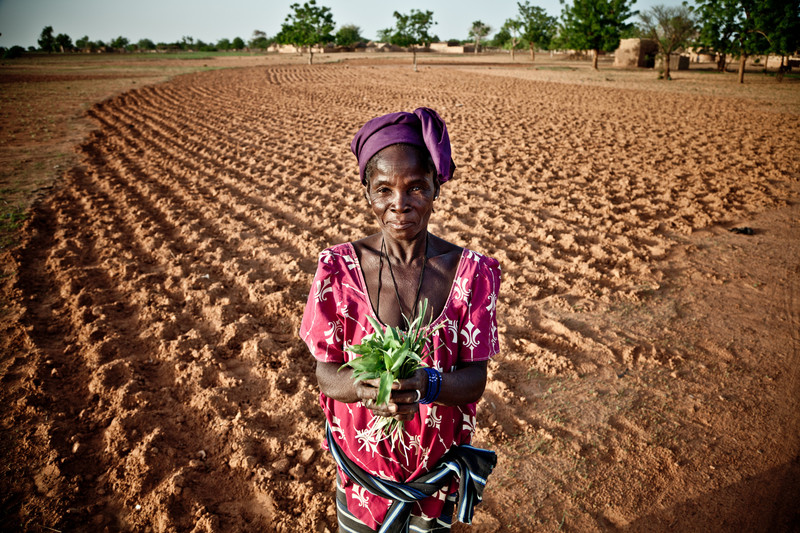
left=419, top=367, right=442, bottom=405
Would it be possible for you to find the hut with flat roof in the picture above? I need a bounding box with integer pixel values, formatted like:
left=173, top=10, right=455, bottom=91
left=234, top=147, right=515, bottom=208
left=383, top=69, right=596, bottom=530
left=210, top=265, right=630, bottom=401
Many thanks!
left=614, top=38, right=658, bottom=68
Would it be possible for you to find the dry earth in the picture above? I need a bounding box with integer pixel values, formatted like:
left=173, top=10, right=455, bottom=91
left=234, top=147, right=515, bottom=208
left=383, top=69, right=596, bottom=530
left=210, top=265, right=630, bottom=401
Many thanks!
left=1, top=58, right=799, bottom=532
left=0, top=53, right=300, bottom=235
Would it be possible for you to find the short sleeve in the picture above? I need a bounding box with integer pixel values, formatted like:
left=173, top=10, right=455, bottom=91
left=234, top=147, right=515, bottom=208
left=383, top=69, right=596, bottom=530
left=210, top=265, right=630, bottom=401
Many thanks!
left=459, top=256, right=501, bottom=362
left=299, top=251, right=346, bottom=363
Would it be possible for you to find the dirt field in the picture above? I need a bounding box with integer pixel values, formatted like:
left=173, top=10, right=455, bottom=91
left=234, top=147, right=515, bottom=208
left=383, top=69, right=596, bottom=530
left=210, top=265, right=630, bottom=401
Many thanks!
left=1, top=54, right=799, bottom=532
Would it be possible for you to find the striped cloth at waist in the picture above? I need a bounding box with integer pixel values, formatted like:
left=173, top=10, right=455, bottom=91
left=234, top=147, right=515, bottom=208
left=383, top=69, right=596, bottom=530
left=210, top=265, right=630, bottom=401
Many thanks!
left=326, top=424, right=497, bottom=533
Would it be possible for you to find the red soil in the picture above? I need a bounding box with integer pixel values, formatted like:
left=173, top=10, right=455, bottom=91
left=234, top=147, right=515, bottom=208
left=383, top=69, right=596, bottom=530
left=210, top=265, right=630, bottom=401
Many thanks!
left=1, top=62, right=799, bottom=532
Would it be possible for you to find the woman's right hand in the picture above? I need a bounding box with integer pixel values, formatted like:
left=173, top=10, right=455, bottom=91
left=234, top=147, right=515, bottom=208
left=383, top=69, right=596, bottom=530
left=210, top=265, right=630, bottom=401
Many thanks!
left=355, top=373, right=425, bottom=422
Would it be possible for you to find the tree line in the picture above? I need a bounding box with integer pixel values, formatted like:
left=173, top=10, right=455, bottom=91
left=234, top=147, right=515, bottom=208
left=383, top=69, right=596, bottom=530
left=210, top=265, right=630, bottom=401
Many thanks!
left=3, top=0, right=797, bottom=83
left=11, top=26, right=251, bottom=56
left=488, top=0, right=797, bottom=82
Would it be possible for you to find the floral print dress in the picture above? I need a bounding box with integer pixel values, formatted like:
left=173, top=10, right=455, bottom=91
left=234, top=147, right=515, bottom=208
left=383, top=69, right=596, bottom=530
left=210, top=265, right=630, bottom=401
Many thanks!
left=300, top=242, right=501, bottom=529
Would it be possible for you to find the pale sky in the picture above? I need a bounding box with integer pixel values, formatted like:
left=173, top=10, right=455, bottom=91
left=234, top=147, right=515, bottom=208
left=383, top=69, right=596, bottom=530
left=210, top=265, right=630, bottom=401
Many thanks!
left=0, top=0, right=685, bottom=49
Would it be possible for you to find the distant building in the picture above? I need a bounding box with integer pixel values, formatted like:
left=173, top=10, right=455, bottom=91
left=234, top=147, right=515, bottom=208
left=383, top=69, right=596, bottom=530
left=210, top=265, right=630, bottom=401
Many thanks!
left=687, top=47, right=716, bottom=64
left=655, top=54, right=690, bottom=71
left=614, top=39, right=658, bottom=68
left=429, top=42, right=466, bottom=54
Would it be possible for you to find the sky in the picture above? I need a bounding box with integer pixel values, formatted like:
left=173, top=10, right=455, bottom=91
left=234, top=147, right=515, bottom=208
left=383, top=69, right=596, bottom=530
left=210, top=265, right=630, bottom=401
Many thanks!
left=0, top=0, right=686, bottom=49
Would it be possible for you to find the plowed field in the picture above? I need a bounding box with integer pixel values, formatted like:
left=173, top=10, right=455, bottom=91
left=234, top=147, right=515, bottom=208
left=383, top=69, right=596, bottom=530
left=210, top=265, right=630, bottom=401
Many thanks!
left=2, top=62, right=799, bottom=532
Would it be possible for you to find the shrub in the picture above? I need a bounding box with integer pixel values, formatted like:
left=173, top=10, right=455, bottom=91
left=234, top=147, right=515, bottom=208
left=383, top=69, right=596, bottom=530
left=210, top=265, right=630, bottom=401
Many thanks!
left=3, top=46, right=25, bottom=59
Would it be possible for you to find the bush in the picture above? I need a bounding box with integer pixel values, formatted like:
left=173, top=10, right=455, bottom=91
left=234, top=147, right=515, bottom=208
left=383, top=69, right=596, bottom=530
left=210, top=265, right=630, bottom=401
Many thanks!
left=3, top=45, right=25, bottom=59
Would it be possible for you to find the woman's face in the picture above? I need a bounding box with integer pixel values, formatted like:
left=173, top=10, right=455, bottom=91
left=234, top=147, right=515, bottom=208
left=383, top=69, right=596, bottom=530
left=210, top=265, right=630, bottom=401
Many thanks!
left=366, top=144, right=437, bottom=242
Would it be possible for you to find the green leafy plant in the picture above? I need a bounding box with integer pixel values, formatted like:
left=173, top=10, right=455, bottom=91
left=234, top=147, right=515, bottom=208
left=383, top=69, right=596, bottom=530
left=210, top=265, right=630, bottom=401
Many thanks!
left=340, top=298, right=444, bottom=444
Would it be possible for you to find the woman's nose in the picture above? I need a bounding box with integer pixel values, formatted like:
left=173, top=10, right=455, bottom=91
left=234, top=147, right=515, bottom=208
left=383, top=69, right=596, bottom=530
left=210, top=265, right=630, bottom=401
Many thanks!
left=390, top=191, right=410, bottom=211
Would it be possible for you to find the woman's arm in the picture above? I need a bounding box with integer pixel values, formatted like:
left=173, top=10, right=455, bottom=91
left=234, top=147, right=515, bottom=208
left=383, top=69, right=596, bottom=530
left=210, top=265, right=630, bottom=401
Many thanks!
left=427, top=360, right=488, bottom=406
left=315, top=359, right=488, bottom=421
left=316, top=361, right=360, bottom=404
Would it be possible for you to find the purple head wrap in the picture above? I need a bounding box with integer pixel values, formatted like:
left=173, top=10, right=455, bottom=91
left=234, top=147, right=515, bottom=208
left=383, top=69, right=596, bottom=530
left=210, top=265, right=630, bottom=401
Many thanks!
left=350, top=107, right=456, bottom=185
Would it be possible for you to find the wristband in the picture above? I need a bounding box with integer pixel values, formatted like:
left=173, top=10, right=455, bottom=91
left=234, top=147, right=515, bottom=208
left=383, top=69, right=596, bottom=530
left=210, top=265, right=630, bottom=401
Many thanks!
left=419, top=367, right=442, bottom=405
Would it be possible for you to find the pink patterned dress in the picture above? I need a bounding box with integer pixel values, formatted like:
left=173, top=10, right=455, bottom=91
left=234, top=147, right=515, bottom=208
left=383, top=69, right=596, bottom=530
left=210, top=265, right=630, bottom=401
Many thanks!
left=300, top=242, right=501, bottom=529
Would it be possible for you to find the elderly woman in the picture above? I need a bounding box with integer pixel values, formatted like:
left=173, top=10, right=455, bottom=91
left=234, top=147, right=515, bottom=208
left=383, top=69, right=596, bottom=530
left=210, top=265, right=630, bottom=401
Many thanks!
left=300, top=108, right=501, bottom=532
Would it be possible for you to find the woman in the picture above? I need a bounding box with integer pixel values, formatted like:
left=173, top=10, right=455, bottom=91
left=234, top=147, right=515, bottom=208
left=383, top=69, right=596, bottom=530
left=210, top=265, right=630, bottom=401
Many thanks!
left=300, top=108, right=501, bottom=532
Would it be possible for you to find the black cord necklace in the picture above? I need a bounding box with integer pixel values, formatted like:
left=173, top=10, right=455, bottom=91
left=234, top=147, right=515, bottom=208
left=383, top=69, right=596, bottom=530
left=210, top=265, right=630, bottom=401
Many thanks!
left=377, top=233, right=428, bottom=327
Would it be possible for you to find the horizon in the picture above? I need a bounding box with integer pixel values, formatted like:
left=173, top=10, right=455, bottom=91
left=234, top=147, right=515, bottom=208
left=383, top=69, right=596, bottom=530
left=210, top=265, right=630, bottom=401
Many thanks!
left=0, top=0, right=686, bottom=50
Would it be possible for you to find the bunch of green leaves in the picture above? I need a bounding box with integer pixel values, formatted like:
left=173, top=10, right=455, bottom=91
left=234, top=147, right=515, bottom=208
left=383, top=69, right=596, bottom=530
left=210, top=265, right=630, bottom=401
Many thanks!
left=341, top=299, right=444, bottom=443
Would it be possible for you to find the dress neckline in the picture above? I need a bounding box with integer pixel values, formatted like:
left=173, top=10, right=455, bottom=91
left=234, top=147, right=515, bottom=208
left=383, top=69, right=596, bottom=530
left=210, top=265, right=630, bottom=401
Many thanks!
left=344, top=242, right=467, bottom=329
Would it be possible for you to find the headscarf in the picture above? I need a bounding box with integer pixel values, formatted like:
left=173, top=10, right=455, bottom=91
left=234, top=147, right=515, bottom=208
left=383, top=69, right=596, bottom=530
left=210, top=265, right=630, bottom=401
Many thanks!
left=350, top=107, right=456, bottom=185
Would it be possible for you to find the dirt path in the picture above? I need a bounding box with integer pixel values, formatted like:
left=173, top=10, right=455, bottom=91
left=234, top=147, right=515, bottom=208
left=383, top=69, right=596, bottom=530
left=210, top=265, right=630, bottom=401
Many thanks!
left=1, top=63, right=799, bottom=532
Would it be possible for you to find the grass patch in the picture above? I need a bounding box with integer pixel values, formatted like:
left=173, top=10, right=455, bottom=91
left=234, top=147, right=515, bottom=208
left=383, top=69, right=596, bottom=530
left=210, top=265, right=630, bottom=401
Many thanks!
left=0, top=205, right=29, bottom=249
left=533, top=66, right=577, bottom=71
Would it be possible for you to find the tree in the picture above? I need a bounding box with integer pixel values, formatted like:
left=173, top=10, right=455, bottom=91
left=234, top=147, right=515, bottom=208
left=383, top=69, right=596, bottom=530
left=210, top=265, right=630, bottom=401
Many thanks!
left=751, top=0, right=799, bottom=76
left=469, top=21, right=492, bottom=54
left=492, top=27, right=511, bottom=47
left=335, top=24, right=364, bottom=46
left=216, top=38, right=232, bottom=50
left=75, top=35, right=91, bottom=51
left=55, top=33, right=73, bottom=52
left=275, top=0, right=335, bottom=64
left=518, top=2, right=558, bottom=62
left=109, top=36, right=130, bottom=51
left=559, top=0, right=638, bottom=69
left=249, top=30, right=271, bottom=49
left=501, top=19, right=524, bottom=60
left=38, top=26, right=55, bottom=52
left=138, top=38, right=156, bottom=51
left=693, top=0, right=738, bottom=71
left=638, top=5, right=695, bottom=80
left=3, top=45, right=25, bottom=59
left=379, top=9, right=437, bottom=71
left=232, top=36, right=245, bottom=50
left=199, top=39, right=218, bottom=51
left=693, top=0, right=797, bottom=83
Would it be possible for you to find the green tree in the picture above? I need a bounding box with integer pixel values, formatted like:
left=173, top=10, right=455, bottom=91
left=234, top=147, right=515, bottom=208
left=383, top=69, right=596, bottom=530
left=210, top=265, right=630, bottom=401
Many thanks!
left=232, top=36, right=246, bottom=49
left=249, top=30, right=271, bottom=49
left=197, top=39, right=217, bottom=51
left=501, top=18, right=524, bottom=60
left=693, top=0, right=796, bottom=82
left=3, top=45, right=25, bottom=59
left=38, top=25, right=55, bottom=52
left=559, top=0, right=638, bottom=69
left=75, top=35, right=91, bottom=50
left=639, top=5, right=695, bottom=80
left=750, top=0, right=799, bottom=75
left=379, top=9, right=437, bottom=71
left=110, top=36, right=130, bottom=51
left=335, top=24, right=364, bottom=46
left=137, top=38, right=156, bottom=51
left=518, top=2, right=558, bottom=62
left=55, top=33, right=73, bottom=52
left=275, top=0, right=335, bottom=64
left=693, top=0, right=739, bottom=71
left=492, top=27, right=511, bottom=47
left=469, top=20, right=492, bottom=54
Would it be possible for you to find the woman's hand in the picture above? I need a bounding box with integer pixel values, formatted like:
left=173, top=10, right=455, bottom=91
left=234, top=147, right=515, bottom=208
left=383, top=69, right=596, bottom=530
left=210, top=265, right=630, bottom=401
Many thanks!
left=316, top=362, right=425, bottom=421
left=356, top=369, right=427, bottom=422
left=317, top=360, right=488, bottom=415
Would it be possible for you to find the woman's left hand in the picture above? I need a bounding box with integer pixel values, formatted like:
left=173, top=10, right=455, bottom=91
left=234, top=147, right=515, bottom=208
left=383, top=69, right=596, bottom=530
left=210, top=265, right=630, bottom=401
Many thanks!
left=358, top=369, right=427, bottom=422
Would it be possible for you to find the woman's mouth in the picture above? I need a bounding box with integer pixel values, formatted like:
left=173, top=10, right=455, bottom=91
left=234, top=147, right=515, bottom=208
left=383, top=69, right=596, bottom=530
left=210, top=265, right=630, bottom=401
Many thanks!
left=387, top=220, right=415, bottom=229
